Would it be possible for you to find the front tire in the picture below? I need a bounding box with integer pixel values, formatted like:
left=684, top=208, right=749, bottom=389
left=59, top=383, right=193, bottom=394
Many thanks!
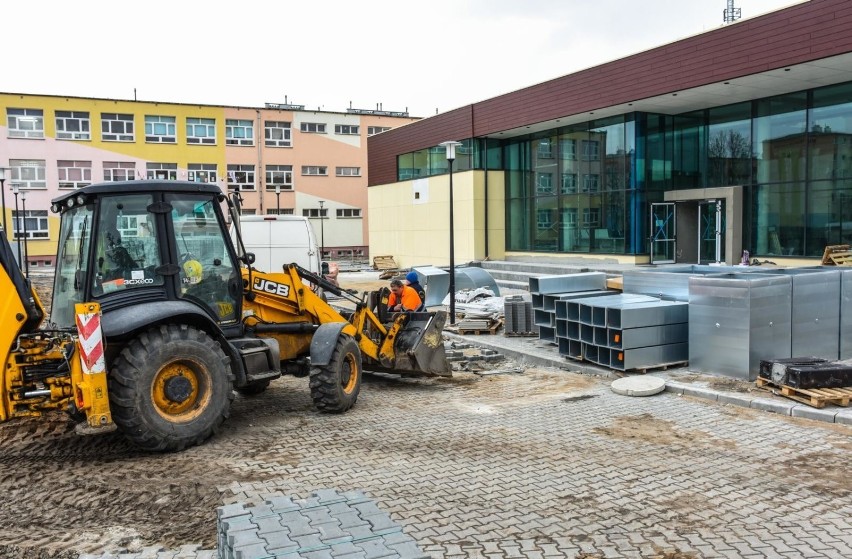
left=108, top=324, right=234, bottom=452
left=309, top=334, right=361, bottom=413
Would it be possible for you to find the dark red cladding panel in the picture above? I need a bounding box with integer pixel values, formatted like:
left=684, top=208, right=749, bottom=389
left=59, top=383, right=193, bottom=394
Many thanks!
left=369, top=0, right=852, bottom=186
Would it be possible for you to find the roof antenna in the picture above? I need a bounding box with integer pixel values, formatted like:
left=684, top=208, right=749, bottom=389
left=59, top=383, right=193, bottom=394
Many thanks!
left=723, top=0, right=741, bottom=23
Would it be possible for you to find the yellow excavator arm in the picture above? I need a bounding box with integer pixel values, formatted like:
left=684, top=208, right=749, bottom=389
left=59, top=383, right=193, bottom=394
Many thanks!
left=241, top=263, right=450, bottom=376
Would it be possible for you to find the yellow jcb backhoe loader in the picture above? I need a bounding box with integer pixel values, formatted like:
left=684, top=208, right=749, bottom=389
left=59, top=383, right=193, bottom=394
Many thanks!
left=0, top=180, right=449, bottom=452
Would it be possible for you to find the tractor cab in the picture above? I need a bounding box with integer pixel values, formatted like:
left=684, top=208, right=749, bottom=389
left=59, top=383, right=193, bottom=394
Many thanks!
left=50, top=181, right=243, bottom=332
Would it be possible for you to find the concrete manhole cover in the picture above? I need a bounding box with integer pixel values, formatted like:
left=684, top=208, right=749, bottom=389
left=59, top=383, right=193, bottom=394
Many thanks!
left=611, top=375, right=666, bottom=396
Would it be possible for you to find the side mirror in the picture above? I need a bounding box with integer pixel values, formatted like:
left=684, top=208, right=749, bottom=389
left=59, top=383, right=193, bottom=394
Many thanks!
left=321, top=261, right=330, bottom=275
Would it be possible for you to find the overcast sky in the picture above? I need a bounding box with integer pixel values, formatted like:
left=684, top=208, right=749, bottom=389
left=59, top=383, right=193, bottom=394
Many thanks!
left=4, top=0, right=804, bottom=117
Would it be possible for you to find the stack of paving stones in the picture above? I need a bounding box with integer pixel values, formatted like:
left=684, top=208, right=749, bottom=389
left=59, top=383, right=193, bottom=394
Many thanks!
left=503, top=295, right=538, bottom=336
left=444, top=341, right=505, bottom=366
left=218, top=489, right=428, bottom=559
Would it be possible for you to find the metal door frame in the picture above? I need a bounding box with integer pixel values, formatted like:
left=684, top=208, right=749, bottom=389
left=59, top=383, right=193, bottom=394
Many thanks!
left=698, top=199, right=723, bottom=264
left=650, top=202, right=676, bottom=264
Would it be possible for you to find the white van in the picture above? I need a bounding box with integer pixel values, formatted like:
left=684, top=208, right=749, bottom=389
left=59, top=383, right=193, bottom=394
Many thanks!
left=232, top=215, right=321, bottom=275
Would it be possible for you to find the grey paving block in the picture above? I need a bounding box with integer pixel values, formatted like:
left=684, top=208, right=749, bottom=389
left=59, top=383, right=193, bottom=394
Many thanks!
left=262, top=529, right=297, bottom=550
left=314, top=488, right=347, bottom=504
left=356, top=538, right=401, bottom=559
left=265, top=496, right=301, bottom=513
left=337, top=511, right=371, bottom=530
left=352, top=501, right=384, bottom=518
left=716, top=392, right=754, bottom=407
left=218, top=503, right=249, bottom=521
left=663, top=381, right=686, bottom=395
left=233, top=543, right=270, bottom=559
left=791, top=405, right=838, bottom=423
left=835, top=408, right=852, bottom=426
left=340, top=490, right=371, bottom=504
left=292, top=533, right=326, bottom=551
left=313, top=520, right=349, bottom=542
left=750, top=397, right=793, bottom=415
left=679, top=385, right=720, bottom=401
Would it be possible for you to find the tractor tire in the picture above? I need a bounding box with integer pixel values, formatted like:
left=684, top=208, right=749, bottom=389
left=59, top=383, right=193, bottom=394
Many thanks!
left=108, top=324, right=235, bottom=452
left=235, top=380, right=271, bottom=396
left=309, top=334, right=361, bottom=413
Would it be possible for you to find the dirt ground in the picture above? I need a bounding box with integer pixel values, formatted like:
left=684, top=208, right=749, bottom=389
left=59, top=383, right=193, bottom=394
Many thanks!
left=10, top=271, right=851, bottom=558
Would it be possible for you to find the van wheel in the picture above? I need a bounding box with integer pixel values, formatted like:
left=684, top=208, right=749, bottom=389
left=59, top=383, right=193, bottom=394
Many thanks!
left=108, top=324, right=234, bottom=452
left=309, top=334, right=361, bottom=413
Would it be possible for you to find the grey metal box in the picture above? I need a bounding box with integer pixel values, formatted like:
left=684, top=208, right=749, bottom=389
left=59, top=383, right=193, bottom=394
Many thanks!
left=529, top=272, right=607, bottom=295
left=606, top=300, right=689, bottom=329
left=688, top=273, right=792, bottom=380
left=609, top=323, right=689, bottom=349
left=744, top=268, right=840, bottom=360
left=842, top=270, right=852, bottom=359
left=623, top=265, right=743, bottom=301
left=609, top=343, right=689, bottom=371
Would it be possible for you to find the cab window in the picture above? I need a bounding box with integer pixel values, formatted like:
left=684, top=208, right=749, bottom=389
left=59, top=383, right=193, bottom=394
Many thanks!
left=168, top=194, right=240, bottom=323
left=92, top=194, right=163, bottom=296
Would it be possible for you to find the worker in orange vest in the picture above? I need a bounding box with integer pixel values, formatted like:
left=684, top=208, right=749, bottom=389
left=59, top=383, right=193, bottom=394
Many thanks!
left=387, top=278, right=425, bottom=312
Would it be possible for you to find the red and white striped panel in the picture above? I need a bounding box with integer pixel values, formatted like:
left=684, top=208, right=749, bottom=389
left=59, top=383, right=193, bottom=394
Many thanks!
left=75, top=305, right=106, bottom=375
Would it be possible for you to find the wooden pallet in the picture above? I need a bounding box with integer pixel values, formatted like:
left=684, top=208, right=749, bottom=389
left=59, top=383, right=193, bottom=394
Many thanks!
left=756, top=377, right=852, bottom=408
left=504, top=331, right=539, bottom=338
left=830, top=252, right=852, bottom=266
left=821, top=244, right=851, bottom=265
left=458, top=320, right=502, bottom=335
left=372, top=255, right=398, bottom=270
left=623, top=360, right=689, bottom=374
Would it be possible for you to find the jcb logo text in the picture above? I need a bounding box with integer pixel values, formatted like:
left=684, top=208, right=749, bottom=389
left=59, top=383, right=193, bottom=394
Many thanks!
left=253, top=278, right=290, bottom=297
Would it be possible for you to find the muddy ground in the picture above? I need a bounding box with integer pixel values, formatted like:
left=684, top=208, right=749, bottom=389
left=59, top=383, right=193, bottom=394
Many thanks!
left=9, top=272, right=850, bottom=558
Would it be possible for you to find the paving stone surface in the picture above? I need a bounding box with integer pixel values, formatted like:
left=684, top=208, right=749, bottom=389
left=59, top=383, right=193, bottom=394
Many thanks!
left=77, top=364, right=851, bottom=558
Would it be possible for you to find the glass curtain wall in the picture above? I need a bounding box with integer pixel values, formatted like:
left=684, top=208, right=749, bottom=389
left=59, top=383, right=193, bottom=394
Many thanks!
left=505, top=116, right=635, bottom=254
left=394, top=81, right=852, bottom=259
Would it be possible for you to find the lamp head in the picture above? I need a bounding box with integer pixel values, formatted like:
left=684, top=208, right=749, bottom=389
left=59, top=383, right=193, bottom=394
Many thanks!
left=11, top=184, right=19, bottom=195
left=0, top=167, right=6, bottom=181
left=275, top=185, right=280, bottom=194
left=439, top=140, right=463, bottom=162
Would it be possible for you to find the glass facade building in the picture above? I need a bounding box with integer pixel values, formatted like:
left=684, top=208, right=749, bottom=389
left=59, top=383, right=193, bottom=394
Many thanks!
left=396, top=81, right=852, bottom=259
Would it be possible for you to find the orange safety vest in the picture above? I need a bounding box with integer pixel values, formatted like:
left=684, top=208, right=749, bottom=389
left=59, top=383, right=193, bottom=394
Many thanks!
left=388, top=285, right=423, bottom=311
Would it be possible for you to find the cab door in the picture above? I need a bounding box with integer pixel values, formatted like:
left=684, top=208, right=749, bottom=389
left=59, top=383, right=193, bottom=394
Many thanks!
left=167, top=194, right=241, bottom=324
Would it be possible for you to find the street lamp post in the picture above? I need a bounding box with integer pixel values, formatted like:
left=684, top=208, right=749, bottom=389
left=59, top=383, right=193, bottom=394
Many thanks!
left=20, top=189, right=28, bottom=277
left=0, top=168, right=7, bottom=236
left=318, top=200, right=325, bottom=259
left=11, top=184, right=21, bottom=267
left=440, top=140, right=463, bottom=325
left=275, top=185, right=281, bottom=214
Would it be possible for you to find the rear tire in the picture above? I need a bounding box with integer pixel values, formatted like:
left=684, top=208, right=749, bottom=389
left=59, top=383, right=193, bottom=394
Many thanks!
left=108, top=324, right=234, bottom=452
left=309, top=334, right=361, bottom=413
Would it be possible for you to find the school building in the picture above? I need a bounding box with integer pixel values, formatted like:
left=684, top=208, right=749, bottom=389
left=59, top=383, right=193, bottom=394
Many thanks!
left=0, top=94, right=417, bottom=268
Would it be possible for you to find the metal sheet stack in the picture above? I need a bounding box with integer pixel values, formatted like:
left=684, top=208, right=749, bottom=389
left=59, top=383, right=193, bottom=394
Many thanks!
left=529, top=272, right=609, bottom=343
left=556, top=294, right=689, bottom=371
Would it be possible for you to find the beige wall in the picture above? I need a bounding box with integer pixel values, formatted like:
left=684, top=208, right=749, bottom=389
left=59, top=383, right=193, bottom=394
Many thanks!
left=368, top=170, right=505, bottom=268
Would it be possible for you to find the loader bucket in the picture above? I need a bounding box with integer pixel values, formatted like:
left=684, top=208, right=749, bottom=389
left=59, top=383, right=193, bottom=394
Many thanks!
left=391, top=311, right=451, bottom=376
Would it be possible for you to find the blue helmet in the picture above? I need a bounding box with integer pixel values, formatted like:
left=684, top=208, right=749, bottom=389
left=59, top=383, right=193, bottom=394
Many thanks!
left=406, top=271, right=419, bottom=284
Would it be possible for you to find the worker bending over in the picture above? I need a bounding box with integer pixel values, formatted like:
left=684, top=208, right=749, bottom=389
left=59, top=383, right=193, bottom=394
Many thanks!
left=388, top=278, right=425, bottom=312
